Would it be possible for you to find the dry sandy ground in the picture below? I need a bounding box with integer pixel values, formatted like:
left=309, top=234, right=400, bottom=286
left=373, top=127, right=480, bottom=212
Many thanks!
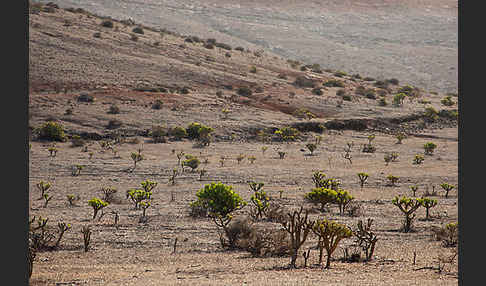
left=29, top=128, right=458, bottom=285
left=28, top=3, right=458, bottom=285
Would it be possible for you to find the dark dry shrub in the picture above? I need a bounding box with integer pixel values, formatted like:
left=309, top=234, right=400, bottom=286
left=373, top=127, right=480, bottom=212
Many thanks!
left=311, top=87, right=323, bottom=95
left=152, top=99, right=163, bottom=110
left=37, top=121, right=66, bottom=142
left=363, top=77, right=375, bottom=82
left=432, top=222, right=458, bottom=247
left=101, top=20, right=114, bottom=28
left=342, top=95, right=352, bottom=101
left=355, top=85, right=366, bottom=95
left=77, top=93, right=95, bottom=102
left=149, top=125, right=167, bottom=143
left=438, top=109, right=458, bottom=120
left=130, top=34, right=139, bottom=41
left=106, top=119, right=122, bottom=129
left=204, top=43, right=214, bottom=49
left=336, top=89, right=346, bottom=96
left=255, top=86, right=264, bottom=93
left=237, top=86, right=252, bottom=97
left=386, top=78, right=400, bottom=85
left=224, top=217, right=255, bottom=249
left=132, top=26, right=144, bottom=34
left=346, top=200, right=364, bottom=217
left=235, top=46, right=245, bottom=52
left=294, top=76, right=316, bottom=88
left=215, top=42, right=232, bottom=50
left=378, top=97, right=387, bottom=106
left=241, top=228, right=291, bottom=257
left=265, top=203, right=288, bottom=223
left=364, top=89, right=376, bottom=99
left=188, top=200, right=207, bottom=218
left=108, top=104, right=120, bottom=114
left=93, top=32, right=101, bottom=38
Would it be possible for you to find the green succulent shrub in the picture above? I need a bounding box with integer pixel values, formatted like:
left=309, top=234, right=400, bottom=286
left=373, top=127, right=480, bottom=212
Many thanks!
left=186, top=122, right=213, bottom=145
left=392, top=196, right=422, bottom=232
left=304, top=187, right=337, bottom=212
left=397, top=85, right=420, bottom=97
left=88, top=197, right=109, bottom=220
left=312, top=219, right=352, bottom=268
left=440, top=183, right=455, bottom=198
left=424, top=142, right=437, bottom=155
left=335, top=189, right=354, bottom=215
left=386, top=174, right=399, bottom=186
left=424, top=106, right=439, bottom=121
left=248, top=182, right=270, bottom=221
left=323, top=79, right=345, bottom=87
left=441, top=96, right=455, bottom=106
left=183, top=156, right=200, bottom=172
left=37, top=121, right=66, bottom=142
left=141, top=180, right=158, bottom=192
left=36, top=181, right=51, bottom=200
left=130, top=151, right=143, bottom=171
left=192, top=182, right=247, bottom=246
left=392, top=93, right=406, bottom=107
left=274, top=127, right=299, bottom=142
left=126, top=189, right=152, bottom=209
left=413, top=154, right=425, bottom=165
left=419, top=197, right=437, bottom=220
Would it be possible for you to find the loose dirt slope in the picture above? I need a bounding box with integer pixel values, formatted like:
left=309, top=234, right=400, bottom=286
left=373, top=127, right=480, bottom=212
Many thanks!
left=28, top=3, right=458, bottom=285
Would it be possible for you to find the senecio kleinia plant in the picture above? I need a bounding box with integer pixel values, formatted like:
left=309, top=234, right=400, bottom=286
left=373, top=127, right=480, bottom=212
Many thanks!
left=88, top=197, right=109, bottom=220
left=392, top=196, right=421, bottom=232
left=312, top=219, right=352, bottom=268
left=126, top=189, right=152, bottom=209
left=191, top=182, right=246, bottom=246
left=423, top=142, right=437, bottom=155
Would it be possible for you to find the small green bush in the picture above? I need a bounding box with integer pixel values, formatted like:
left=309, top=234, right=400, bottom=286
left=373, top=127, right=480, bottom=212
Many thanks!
left=192, top=182, right=247, bottom=243
left=305, top=187, right=337, bottom=212
left=37, top=121, right=66, bottom=142
left=323, top=79, right=345, bottom=87
left=423, top=142, right=437, bottom=155
left=441, top=96, right=455, bottom=106
left=274, top=127, right=299, bottom=142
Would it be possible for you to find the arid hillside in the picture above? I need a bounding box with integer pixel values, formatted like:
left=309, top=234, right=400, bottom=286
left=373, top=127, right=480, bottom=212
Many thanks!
left=33, top=0, right=458, bottom=94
